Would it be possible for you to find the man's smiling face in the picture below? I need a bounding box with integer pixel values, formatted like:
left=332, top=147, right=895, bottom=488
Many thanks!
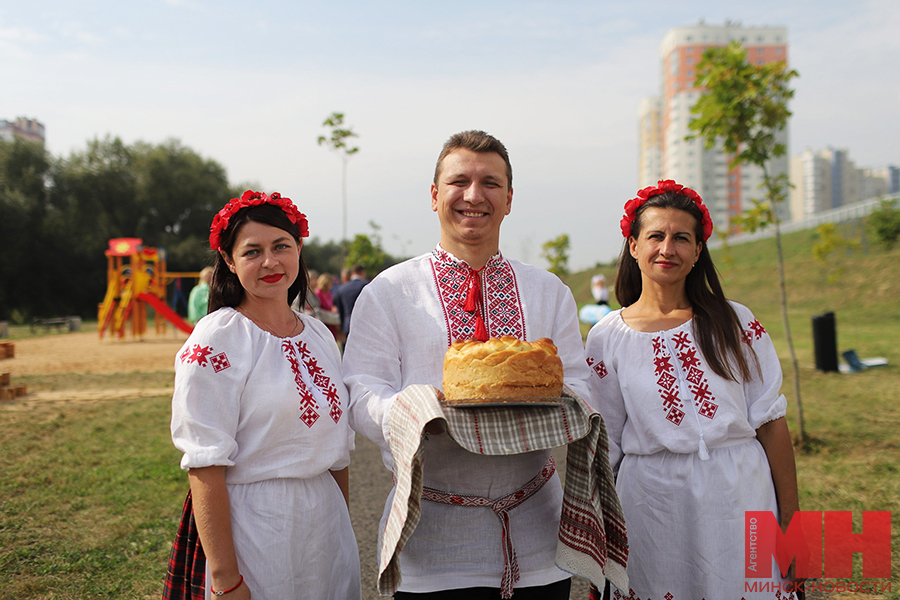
left=431, top=148, right=513, bottom=257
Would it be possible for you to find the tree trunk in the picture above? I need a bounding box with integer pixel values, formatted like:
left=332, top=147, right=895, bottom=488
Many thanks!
left=340, top=155, right=348, bottom=268
left=768, top=188, right=806, bottom=446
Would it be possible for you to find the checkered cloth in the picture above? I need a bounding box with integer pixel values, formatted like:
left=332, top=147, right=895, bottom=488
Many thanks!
left=378, top=384, right=628, bottom=596
left=162, top=490, right=206, bottom=600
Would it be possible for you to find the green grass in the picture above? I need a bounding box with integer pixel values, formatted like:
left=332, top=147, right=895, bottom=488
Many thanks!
left=14, top=371, right=174, bottom=393
left=2, top=321, right=100, bottom=341
left=567, top=225, right=900, bottom=596
left=0, top=390, right=184, bottom=599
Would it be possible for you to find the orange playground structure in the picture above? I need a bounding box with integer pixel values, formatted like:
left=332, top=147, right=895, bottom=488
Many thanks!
left=98, top=238, right=196, bottom=338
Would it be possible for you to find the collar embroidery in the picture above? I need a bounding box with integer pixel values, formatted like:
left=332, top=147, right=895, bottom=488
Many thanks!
left=430, top=247, right=525, bottom=346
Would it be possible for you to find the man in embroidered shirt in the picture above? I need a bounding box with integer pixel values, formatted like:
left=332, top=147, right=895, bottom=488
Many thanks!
left=343, top=130, right=592, bottom=599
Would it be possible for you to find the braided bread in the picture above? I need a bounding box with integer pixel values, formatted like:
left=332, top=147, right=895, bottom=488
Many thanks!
left=442, top=336, right=563, bottom=401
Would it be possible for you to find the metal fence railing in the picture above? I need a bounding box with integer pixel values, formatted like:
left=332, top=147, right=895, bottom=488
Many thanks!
left=707, top=193, right=899, bottom=249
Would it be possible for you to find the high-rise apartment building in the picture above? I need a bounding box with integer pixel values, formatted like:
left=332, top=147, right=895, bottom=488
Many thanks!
left=790, top=147, right=899, bottom=220
left=639, top=22, right=790, bottom=231
left=0, top=117, right=45, bottom=144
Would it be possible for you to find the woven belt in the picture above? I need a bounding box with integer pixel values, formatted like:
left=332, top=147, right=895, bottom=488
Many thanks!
left=421, top=456, right=556, bottom=599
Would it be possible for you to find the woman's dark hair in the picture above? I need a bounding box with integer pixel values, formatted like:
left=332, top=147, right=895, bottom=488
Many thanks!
left=615, top=191, right=757, bottom=381
left=207, top=204, right=308, bottom=313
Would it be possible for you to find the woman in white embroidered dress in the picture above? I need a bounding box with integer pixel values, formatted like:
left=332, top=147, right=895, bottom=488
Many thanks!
left=170, top=191, right=361, bottom=600
left=585, top=181, right=802, bottom=599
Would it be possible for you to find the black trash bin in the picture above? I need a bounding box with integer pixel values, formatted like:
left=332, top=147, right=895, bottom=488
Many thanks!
left=812, top=311, right=838, bottom=372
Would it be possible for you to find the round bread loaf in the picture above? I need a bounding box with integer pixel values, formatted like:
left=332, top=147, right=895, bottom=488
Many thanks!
left=442, top=336, right=564, bottom=401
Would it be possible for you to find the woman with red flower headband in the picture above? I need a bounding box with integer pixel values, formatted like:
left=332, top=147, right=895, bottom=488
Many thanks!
left=166, top=191, right=362, bottom=600
left=585, top=181, right=802, bottom=599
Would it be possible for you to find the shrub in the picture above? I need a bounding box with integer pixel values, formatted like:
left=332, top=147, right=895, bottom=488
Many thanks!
left=869, top=198, right=900, bottom=249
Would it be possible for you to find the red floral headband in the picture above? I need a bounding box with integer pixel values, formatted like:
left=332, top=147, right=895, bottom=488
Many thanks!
left=209, top=190, right=309, bottom=250
left=620, top=179, right=713, bottom=242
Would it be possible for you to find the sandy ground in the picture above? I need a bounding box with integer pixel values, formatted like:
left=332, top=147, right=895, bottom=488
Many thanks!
left=5, top=330, right=189, bottom=376
left=1, top=330, right=591, bottom=599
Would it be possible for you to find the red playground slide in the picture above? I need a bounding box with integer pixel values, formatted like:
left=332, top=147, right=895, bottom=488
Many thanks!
left=136, top=292, right=194, bottom=335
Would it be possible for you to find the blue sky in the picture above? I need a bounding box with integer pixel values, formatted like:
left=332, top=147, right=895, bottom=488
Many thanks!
left=3, top=0, right=898, bottom=269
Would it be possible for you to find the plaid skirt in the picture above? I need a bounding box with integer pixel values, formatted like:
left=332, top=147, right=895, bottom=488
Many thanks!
left=162, top=489, right=206, bottom=600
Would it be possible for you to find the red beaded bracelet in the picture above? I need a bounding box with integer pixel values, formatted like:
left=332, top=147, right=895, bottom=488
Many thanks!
left=211, top=574, right=243, bottom=596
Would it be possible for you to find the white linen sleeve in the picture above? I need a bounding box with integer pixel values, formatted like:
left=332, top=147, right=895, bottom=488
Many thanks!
left=551, top=286, right=594, bottom=405
left=171, top=322, right=249, bottom=470
left=584, top=323, right=626, bottom=474
left=735, top=305, right=789, bottom=429
left=342, top=284, right=403, bottom=456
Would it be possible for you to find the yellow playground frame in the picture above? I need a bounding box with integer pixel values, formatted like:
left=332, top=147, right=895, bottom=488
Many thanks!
left=98, top=238, right=197, bottom=338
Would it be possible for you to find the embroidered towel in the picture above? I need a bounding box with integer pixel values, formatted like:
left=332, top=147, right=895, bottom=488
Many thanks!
left=378, top=384, right=628, bottom=595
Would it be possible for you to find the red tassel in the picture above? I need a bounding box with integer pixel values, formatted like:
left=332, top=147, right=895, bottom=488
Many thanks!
left=465, top=267, right=488, bottom=341
left=464, top=273, right=478, bottom=312
left=475, top=314, right=488, bottom=342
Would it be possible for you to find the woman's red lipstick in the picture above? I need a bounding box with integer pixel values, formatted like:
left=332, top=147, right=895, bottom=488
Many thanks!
left=261, top=274, right=284, bottom=283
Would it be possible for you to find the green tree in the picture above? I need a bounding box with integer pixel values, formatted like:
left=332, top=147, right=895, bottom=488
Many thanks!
left=812, top=223, right=859, bottom=282
left=687, top=41, right=806, bottom=443
left=344, top=221, right=389, bottom=276
left=131, top=139, right=230, bottom=270
left=303, top=237, right=344, bottom=276
left=0, top=138, right=52, bottom=320
left=541, top=233, right=571, bottom=277
left=868, top=197, right=900, bottom=249
left=318, top=112, right=359, bottom=266
left=47, top=137, right=231, bottom=317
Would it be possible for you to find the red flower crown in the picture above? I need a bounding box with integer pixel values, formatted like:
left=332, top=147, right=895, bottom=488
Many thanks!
left=209, top=190, right=309, bottom=250
left=620, top=179, right=713, bottom=242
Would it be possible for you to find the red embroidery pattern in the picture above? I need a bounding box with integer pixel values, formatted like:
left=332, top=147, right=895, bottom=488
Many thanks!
left=180, top=344, right=214, bottom=367
left=586, top=356, right=608, bottom=379
left=210, top=352, right=230, bottom=372
left=747, top=318, right=767, bottom=344
left=430, top=249, right=525, bottom=344
left=281, top=340, right=343, bottom=427
left=652, top=335, right=685, bottom=426
left=677, top=331, right=718, bottom=421
left=652, top=331, right=720, bottom=425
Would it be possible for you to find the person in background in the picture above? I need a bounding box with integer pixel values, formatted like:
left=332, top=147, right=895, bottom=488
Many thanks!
left=585, top=180, right=801, bottom=599
left=165, top=190, right=361, bottom=600
left=187, top=267, right=214, bottom=325
left=332, top=264, right=368, bottom=337
left=590, top=273, right=609, bottom=306
left=315, top=273, right=342, bottom=340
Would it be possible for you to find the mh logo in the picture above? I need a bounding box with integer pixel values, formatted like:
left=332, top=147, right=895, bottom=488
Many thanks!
left=745, top=511, right=891, bottom=578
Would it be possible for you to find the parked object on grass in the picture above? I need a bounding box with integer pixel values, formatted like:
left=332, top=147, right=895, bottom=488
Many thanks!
left=840, top=349, right=888, bottom=374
